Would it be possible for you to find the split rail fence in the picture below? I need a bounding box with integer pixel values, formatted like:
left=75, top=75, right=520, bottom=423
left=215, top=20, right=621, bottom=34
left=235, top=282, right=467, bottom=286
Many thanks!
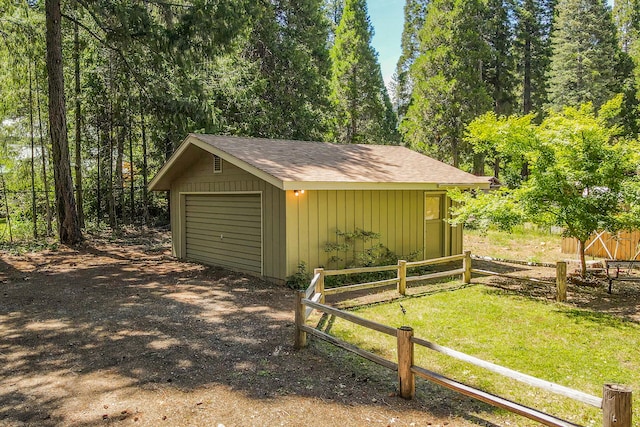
left=294, top=252, right=632, bottom=427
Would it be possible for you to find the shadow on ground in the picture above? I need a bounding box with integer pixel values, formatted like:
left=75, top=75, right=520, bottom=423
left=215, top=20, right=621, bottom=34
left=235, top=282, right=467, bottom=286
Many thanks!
left=0, top=235, right=506, bottom=426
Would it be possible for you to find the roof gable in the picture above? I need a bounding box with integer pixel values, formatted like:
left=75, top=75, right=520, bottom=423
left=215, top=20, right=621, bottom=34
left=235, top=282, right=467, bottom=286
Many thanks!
left=149, top=134, right=490, bottom=191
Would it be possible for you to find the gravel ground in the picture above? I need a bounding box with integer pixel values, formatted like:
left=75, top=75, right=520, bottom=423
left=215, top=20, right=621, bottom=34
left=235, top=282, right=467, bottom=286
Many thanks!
left=0, top=231, right=504, bottom=427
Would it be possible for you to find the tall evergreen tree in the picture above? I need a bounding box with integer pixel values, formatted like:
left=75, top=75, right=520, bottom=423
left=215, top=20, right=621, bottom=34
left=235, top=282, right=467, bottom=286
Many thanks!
left=614, top=0, right=640, bottom=53
left=401, top=0, right=491, bottom=167
left=224, top=0, right=330, bottom=140
left=328, top=0, right=397, bottom=144
left=324, top=0, right=344, bottom=43
left=514, top=0, right=554, bottom=115
left=547, top=0, right=623, bottom=110
left=393, top=0, right=429, bottom=120
left=484, top=0, right=517, bottom=116
left=614, top=0, right=640, bottom=110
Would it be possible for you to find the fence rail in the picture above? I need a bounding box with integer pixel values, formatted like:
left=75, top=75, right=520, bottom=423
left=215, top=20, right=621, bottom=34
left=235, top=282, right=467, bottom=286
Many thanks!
left=294, top=253, right=632, bottom=427
left=316, top=251, right=472, bottom=299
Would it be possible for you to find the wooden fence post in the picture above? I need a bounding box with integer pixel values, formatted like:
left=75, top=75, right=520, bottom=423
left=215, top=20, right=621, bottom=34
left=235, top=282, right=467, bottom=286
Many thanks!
left=397, top=326, right=415, bottom=399
left=294, top=291, right=307, bottom=349
left=314, top=268, right=325, bottom=304
left=603, top=384, right=632, bottom=427
left=556, top=262, right=567, bottom=303
left=398, top=260, right=407, bottom=295
left=463, top=251, right=472, bottom=284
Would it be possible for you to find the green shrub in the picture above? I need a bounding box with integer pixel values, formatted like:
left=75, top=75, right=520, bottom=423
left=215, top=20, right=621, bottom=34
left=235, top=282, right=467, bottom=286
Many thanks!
left=285, top=261, right=313, bottom=290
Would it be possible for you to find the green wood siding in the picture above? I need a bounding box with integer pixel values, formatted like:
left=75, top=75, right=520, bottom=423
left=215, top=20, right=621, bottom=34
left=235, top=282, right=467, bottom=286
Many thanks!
left=169, top=151, right=286, bottom=282
left=284, top=190, right=460, bottom=277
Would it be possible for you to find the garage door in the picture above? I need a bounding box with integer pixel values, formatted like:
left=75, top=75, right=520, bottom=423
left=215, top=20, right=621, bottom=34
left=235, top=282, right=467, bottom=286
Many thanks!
left=184, top=194, right=262, bottom=274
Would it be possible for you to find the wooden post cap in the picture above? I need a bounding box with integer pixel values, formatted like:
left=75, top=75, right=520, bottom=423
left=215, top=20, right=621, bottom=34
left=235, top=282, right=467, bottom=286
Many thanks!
left=603, top=383, right=632, bottom=427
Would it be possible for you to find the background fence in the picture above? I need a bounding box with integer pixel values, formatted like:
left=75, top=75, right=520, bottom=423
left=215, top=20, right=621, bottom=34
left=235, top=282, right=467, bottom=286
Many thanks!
left=562, top=230, right=640, bottom=260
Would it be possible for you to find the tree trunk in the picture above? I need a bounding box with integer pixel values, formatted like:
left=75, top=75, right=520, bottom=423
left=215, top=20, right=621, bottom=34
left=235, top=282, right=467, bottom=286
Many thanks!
left=96, top=113, right=102, bottom=226
left=107, top=58, right=116, bottom=229
left=1, top=173, right=12, bottom=243
left=578, top=239, right=587, bottom=278
left=116, top=124, right=125, bottom=224
left=128, top=109, right=135, bottom=224
left=73, top=16, right=85, bottom=229
left=473, top=153, right=484, bottom=175
left=523, top=35, right=532, bottom=114
left=35, top=65, right=53, bottom=236
left=29, top=62, right=38, bottom=239
left=140, top=95, right=149, bottom=227
left=45, top=0, right=82, bottom=244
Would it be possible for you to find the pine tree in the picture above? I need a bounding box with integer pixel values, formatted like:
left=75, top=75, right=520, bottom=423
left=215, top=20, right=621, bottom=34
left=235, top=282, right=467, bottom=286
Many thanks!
left=401, top=0, right=491, bottom=167
left=324, top=0, right=344, bottom=43
left=547, top=0, right=622, bottom=110
left=328, top=0, right=397, bottom=144
left=394, top=0, right=429, bottom=120
left=614, top=0, right=640, bottom=114
left=237, top=0, right=331, bottom=140
left=484, top=0, right=517, bottom=116
left=514, top=0, right=554, bottom=115
left=614, top=0, right=640, bottom=53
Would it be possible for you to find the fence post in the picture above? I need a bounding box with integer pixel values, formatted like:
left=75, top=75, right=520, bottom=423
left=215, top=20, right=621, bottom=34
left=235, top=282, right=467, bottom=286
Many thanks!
left=556, top=261, right=567, bottom=303
left=398, top=260, right=407, bottom=295
left=463, top=251, right=472, bottom=284
left=294, top=291, right=307, bottom=349
left=603, top=384, right=632, bottom=427
left=397, top=326, right=415, bottom=399
left=314, top=268, right=325, bottom=304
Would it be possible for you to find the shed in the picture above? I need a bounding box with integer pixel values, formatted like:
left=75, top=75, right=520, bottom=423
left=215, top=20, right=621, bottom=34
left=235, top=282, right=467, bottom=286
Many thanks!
left=149, top=134, right=489, bottom=283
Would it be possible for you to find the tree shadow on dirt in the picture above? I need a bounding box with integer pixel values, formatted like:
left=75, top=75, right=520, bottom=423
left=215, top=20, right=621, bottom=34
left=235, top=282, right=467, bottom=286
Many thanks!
left=0, top=242, right=510, bottom=426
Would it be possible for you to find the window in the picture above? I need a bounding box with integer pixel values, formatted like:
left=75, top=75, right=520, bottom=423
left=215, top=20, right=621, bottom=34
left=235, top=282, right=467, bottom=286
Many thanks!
left=425, top=196, right=441, bottom=220
left=213, top=155, right=223, bottom=173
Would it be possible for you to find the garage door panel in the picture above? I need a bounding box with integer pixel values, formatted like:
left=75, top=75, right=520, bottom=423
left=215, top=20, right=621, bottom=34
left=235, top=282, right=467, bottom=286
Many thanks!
left=186, top=221, right=261, bottom=236
left=184, top=215, right=261, bottom=227
left=186, top=247, right=261, bottom=265
left=184, top=194, right=262, bottom=275
left=184, top=205, right=261, bottom=216
left=185, top=226, right=261, bottom=238
left=185, top=233, right=262, bottom=249
left=186, top=244, right=262, bottom=264
left=186, top=201, right=261, bottom=211
left=187, top=252, right=261, bottom=272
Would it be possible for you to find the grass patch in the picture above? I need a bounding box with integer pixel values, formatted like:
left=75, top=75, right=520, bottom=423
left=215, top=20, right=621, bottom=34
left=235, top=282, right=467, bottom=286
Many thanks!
left=324, top=285, right=640, bottom=426
left=464, top=226, right=564, bottom=263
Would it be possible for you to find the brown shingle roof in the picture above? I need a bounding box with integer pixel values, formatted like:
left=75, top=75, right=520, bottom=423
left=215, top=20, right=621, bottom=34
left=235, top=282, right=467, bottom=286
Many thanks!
left=149, top=134, right=490, bottom=191
left=193, top=134, right=488, bottom=185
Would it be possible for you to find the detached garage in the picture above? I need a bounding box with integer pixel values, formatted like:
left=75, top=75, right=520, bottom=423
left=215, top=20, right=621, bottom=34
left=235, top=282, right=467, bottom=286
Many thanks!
left=149, top=134, right=489, bottom=284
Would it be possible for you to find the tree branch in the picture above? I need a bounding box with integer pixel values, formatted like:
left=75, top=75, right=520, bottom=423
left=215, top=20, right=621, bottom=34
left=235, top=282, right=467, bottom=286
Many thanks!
left=60, top=11, right=155, bottom=106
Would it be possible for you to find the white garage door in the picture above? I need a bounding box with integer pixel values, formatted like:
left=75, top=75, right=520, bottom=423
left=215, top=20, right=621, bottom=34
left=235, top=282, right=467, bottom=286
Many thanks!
left=184, top=194, right=262, bottom=274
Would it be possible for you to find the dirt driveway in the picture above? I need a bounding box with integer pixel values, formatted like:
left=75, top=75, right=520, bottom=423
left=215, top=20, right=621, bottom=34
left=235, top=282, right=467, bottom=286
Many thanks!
left=0, top=232, right=505, bottom=427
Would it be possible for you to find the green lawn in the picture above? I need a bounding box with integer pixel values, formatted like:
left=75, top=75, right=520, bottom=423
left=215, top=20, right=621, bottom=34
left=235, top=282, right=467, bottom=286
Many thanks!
left=325, top=285, right=640, bottom=426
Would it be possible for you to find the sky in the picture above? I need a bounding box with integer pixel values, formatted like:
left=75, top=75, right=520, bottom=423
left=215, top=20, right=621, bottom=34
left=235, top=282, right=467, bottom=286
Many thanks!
left=367, top=0, right=405, bottom=88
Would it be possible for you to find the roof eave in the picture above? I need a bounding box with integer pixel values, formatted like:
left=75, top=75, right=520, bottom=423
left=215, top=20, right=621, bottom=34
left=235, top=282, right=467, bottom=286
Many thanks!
left=282, top=181, right=490, bottom=191
left=148, top=134, right=286, bottom=191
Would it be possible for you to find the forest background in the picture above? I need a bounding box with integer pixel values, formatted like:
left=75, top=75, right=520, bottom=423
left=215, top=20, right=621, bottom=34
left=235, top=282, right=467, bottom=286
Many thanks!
left=1, top=0, right=639, bottom=245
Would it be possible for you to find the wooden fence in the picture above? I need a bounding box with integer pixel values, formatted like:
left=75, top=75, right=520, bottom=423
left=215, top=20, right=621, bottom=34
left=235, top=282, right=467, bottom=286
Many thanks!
left=294, top=253, right=632, bottom=427
left=562, top=230, right=640, bottom=260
